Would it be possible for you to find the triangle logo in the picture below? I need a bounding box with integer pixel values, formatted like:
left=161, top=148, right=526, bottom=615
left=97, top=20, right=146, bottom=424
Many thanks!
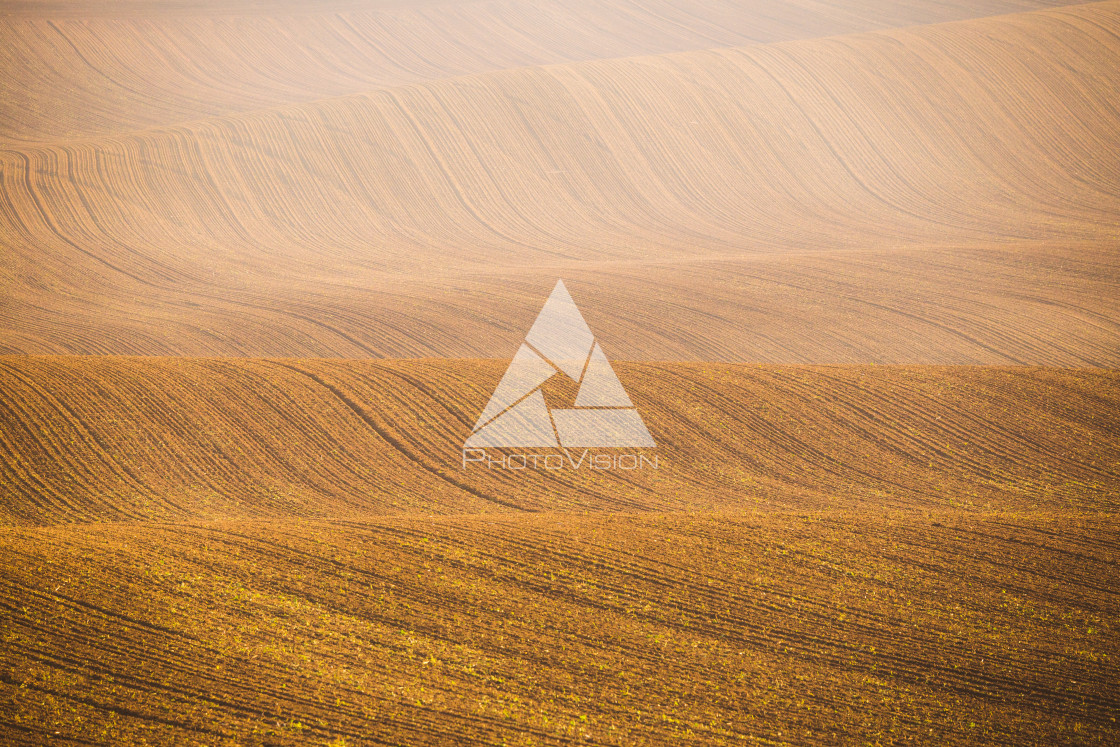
left=466, top=280, right=655, bottom=449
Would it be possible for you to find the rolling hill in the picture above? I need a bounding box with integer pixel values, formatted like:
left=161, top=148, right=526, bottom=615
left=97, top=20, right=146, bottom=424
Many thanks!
left=2, top=0, right=1118, bottom=743
left=1, top=356, right=1116, bottom=525
left=0, top=0, right=1085, bottom=143
left=2, top=2, right=1118, bottom=360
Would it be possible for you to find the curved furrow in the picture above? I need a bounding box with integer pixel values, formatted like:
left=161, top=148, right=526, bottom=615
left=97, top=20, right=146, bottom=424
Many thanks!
left=1, top=356, right=1116, bottom=525
left=2, top=4, right=1119, bottom=360
left=2, top=513, right=1115, bottom=743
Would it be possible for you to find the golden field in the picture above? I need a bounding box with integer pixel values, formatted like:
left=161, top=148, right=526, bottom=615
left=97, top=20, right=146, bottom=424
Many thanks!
left=1, top=513, right=1116, bottom=744
left=0, top=357, right=1117, bottom=524
left=1, top=0, right=1118, bottom=743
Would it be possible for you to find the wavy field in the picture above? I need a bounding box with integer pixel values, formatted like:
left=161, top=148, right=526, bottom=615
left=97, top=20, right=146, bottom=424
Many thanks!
left=1, top=512, right=1117, bottom=744
left=2, top=2, right=1119, bottom=360
left=0, top=0, right=1081, bottom=143
left=1, top=356, right=1117, bottom=525
left=3, top=0, right=1119, bottom=742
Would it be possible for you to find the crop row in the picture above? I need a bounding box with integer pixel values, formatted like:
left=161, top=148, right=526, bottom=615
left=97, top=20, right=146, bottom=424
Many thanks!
left=0, top=511, right=1115, bottom=744
left=1, top=4, right=1118, bottom=360
left=0, top=356, right=1117, bottom=525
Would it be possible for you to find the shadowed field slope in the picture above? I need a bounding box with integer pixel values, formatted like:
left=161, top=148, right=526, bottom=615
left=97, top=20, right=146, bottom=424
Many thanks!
left=2, top=3, right=1119, bottom=361
left=0, top=512, right=1116, bottom=744
left=1, top=356, right=1117, bottom=525
left=0, top=0, right=1082, bottom=143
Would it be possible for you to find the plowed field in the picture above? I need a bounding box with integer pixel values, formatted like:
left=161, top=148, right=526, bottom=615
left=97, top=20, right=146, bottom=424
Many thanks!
left=1, top=357, right=1117, bottom=525
left=2, top=3, right=1119, bottom=361
left=3, top=0, right=1118, bottom=743
left=1, top=513, right=1116, bottom=744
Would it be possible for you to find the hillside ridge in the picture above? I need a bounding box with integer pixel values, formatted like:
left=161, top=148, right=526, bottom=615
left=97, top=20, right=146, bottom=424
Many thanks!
left=2, top=356, right=1117, bottom=526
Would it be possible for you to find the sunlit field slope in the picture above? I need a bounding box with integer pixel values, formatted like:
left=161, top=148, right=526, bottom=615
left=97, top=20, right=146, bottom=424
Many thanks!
left=0, top=0, right=1083, bottom=143
left=3, top=0, right=1119, bottom=743
left=2, top=2, right=1119, bottom=361
left=1, top=512, right=1117, bottom=744
left=1, top=356, right=1116, bottom=525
